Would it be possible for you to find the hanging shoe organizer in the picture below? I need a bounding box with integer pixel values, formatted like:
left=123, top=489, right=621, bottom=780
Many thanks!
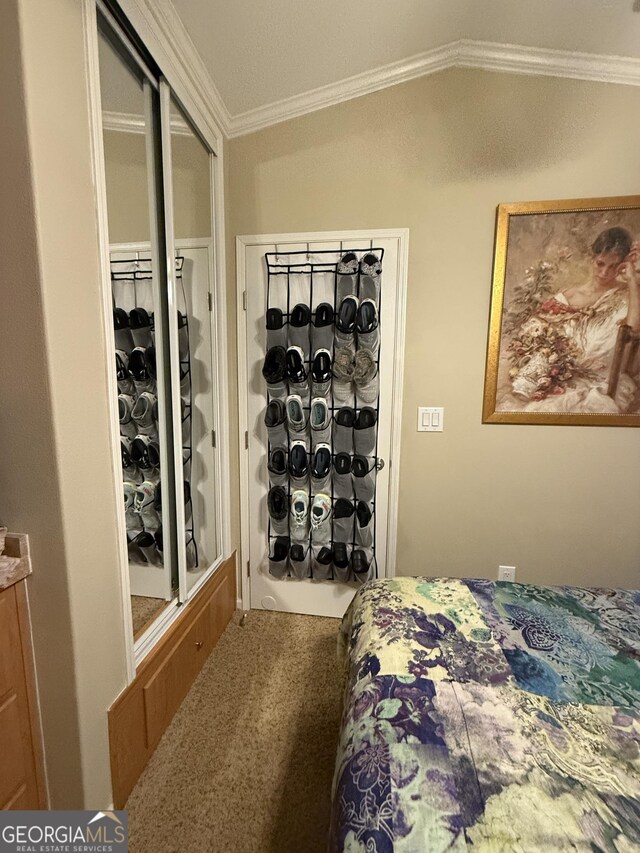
left=262, top=246, right=385, bottom=584
left=110, top=254, right=198, bottom=573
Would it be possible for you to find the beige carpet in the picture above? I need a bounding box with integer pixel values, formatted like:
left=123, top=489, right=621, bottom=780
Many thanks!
left=126, top=610, right=344, bottom=853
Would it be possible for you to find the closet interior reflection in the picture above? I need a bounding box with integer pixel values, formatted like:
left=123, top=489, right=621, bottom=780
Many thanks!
left=97, top=8, right=221, bottom=644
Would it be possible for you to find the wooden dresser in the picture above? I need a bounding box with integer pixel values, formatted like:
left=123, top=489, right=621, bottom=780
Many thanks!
left=0, top=533, right=47, bottom=809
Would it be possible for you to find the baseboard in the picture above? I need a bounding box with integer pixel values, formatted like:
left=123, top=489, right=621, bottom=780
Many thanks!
left=108, top=553, right=236, bottom=808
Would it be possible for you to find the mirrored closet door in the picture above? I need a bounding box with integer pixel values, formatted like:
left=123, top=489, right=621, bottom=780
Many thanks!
left=96, top=6, right=221, bottom=645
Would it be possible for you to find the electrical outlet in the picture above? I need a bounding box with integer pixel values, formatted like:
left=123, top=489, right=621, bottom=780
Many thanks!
left=498, top=565, right=516, bottom=582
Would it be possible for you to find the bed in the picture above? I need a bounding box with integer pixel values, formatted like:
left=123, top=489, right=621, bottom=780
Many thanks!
left=330, top=577, right=640, bottom=852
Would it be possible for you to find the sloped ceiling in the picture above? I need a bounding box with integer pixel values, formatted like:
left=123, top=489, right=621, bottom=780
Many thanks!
left=170, top=0, right=640, bottom=116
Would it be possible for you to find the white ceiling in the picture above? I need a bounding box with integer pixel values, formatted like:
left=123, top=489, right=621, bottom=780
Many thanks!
left=170, top=0, right=640, bottom=117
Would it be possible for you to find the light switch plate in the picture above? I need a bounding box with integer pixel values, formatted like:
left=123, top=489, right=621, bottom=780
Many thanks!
left=417, top=407, right=444, bottom=432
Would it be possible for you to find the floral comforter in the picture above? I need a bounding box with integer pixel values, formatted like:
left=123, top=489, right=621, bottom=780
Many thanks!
left=330, top=577, right=640, bottom=852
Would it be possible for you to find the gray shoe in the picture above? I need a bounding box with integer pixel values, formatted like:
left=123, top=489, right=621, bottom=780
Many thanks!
left=359, top=253, right=382, bottom=304
left=355, top=500, right=374, bottom=548
left=353, top=407, right=377, bottom=455
left=286, top=394, right=308, bottom=435
left=288, top=304, right=311, bottom=359
left=337, top=252, right=359, bottom=303
left=310, top=493, right=332, bottom=544
left=269, top=536, right=290, bottom=579
left=354, top=349, right=379, bottom=404
left=266, top=308, right=287, bottom=350
left=333, top=498, right=355, bottom=543
left=312, top=303, right=334, bottom=352
left=335, top=295, right=358, bottom=350
left=333, top=406, right=355, bottom=454
left=311, top=545, right=333, bottom=580
left=310, top=397, right=331, bottom=446
left=268, top=486, right=289, bottom=536
left=332, top=542, right=352, bottom=583
left=352, top=455, right=376, bottom=503
left=352, top=548, right=376, bottom=585
left=332, top=347, right=355, bottom=402
left=265, top=399, right=287, bottom=447
left=289, top=542, right=311, bottom=579
left=356, top=299, right=380, bottom=354
left=333, top=452, right=353, bottom=499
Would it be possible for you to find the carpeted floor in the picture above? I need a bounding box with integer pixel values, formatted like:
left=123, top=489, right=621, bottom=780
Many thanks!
left=126, top=610, right=344, bottom=853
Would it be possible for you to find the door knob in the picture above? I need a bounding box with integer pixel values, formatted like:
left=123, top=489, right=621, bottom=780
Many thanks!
left=195, top=641, right=203, bottom=650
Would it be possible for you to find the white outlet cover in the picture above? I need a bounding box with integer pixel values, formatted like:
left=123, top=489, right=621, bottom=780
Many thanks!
left=498, top=565, right=516, bottom=582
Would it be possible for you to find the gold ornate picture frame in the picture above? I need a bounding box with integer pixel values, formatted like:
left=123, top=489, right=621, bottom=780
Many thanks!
left=483, top=195, right=640, bottom=426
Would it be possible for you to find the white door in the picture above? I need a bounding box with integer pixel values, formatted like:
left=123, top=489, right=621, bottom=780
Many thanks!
left=238, top=231, right=408, bottom=617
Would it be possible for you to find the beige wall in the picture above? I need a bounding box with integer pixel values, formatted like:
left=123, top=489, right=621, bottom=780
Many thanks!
left=2, top=0, right=129, bottom=807
left=228, top=69, right=640, bottom=588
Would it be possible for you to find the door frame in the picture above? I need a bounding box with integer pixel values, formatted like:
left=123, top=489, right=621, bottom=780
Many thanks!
left=236, top=229, right=409, bottom=611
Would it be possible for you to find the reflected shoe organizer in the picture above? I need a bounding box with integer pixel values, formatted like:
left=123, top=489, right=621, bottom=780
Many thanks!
left=131, top=434, right=160, bottom=473
left=129, top=531, right=160, bottom=566
left=118, top=394, right=137, bottom=439
left=128, top=346, right=155, bottom=394
left=332, top=347, right=355, bottom=402
left=113, top=307, right=134, bottom=351
left=262, top=346, right=288, bottom=399
left=129, top=307, right=153, bottom=348
left=310, top=493, right=332, bottom=543
left=177, top=311, right=189, bottom=361
left=116, top=350, right=134, bottom=395
left=353, top=349, right=379, bottom=404
left=267, top=486, right=289, bottom=536
left=154, top=527, right=164, bottom=565
left=123, top=481, right=139, bottom=531
left=289, top=490, right=310, bottom=542
left=121, top=438, right=141, bottom=484
left=131, top=392, right=158, bottom=436
left=359, top=253, right=382, bottom=303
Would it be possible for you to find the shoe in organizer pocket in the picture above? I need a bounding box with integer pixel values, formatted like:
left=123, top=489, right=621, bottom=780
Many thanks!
left=262, top=346, right=287, bottom=398
left=311, top=443, right=332, bottom=493
left=312, top=303, right=334, bottom=352
left=353, top=349, right=379, bottom=404
left=123, top=480, right=139, bottom=531
left=356, top=299, right=380, bottom=354
left=353, top=407, right=377, bottom=455
left=131, top=434, right=160, bottom=472
left=352, top=548, right=375, bottom=584
left=333, top=406, right=355, bottom=454
left=134, top=480, right=161, bottom=532
left=332, top=347, right=355, bottom=402
left=177, top=311, right=189, bottom=360
left=337, top=252, right=359, bottom=303
left=335, top=295, right=359, bottom=350
left=333, top=452, right=353, bottom=499
left=311, top=349, right=332, bottom=398
left=289, top=489, right=310, bottom=542
left=267, top=486, right=289, bottom=535
left=289, top=542, right=310, bottom=579
left=286, top=346, right=310, bottom=400
left=267, top=446, right=288, bottom=487
left=285, top=394, right=308, bottom=435
left=269, top=535, right=290, bottom=578
left=288, top=303, right=311, bottom=358
left=333, top=498, right=355, bottom=543
left=311, top=544, right=333, bottom=580
left=113, top=307, right=134, bottom=351
left=131, top=392, right=157, bottom=435
left=333, top=542, right=352, bottom=583
left=128, top=531, right=159, bottom=565
left=128, top=346, right=155, bottom=393
left=118, top=394, right=137, bottom=439
left=359, top=253, right=382, bottom=303
left=355, top=500, right=374, bottom=548
left=352, top=454, right=376, bottom=502
left=310, top=493, right=332, bottom=544
left=267, top=307, right=287, bottom=350
left=129, top=307, right=153, bottom=348
left=310, top=397, right=330, bottom=445
left=265, top=399, right=287, bottom=447
left=289, top=440, right=309, bottom=489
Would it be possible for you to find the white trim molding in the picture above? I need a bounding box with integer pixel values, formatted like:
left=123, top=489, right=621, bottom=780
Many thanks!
left=101, top=110, right=191, bottom=136
left=227, top=39, right=640, bottom=137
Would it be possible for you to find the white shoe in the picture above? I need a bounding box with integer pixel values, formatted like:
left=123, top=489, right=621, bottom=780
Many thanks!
left=286, top=394, right=307, bottom=434
left=123, top=481, right=140, bottom=531
left=290, top=490, right=310, bottom=542
left=309, top=397, right=330, bottom=446
left=118, top=394, right=137, bottom=439
left=131, top=392, right=157, bottom=435
left=134, top=480, right=161, bottom=532
left=310, top=493, right=332, bottom=544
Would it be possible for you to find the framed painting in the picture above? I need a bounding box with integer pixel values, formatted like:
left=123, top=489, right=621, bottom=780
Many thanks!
left=483, top=195, right=640, bottom=426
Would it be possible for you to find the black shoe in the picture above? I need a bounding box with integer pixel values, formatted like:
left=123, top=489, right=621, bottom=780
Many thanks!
left=351, top=549, right=370, bottom=576
left=352, top=455, right=371, bottom=478
left=145, top=345, right=157, bottom=380
left=113, top=307, right=130, bottom=331
left=128, top=347, right=150, bottom=382
left=356, top=299, right=378, bottom=333
left=334, top=452, right=352, bottom=475
left=265, top=399, right=286, bottom=427
left=286, top=346, right=307, bottom=383
left=154, top=483, right=162, bottom=511
left=129, top=307, right=152, bottom=330
left=314, top=303, right=334, bottom=329
left=334, top=498, right=355, bottom=519
left=289, top=442, right=309, bottom=480
left=154, top=527, right=163, bottom=553
left=266, top=307, right=284, bottom=332
left=316, top=546, right=333, bottom=566
left=268, top=447, right=287, bottom=477
left=267, top=486, right=288, bottom=521
left=311, top=445, right=331, bottom=479
left=336, top=296, right=359, bottom=333
left=272, top=536, right=289, bottom=561
left=290, top=303, right=311, bottom=329
left=356, top=501, right=372, bottom=528
left=262, top=346, right=287, bottom=385
left=290, top=543, right=305, bottom=562
left=355, top=407, right=376, bottom=430
left=333, top=543, right=349, bottom=569
left=121, top=439, right=132, bottom=469
left=131, top=435, right=158, bottom=470
left=311, top=349, right=331, bottom=384
left=115, top=351, right=129, bottom=382
left=336, top=407, right=356, bottom=427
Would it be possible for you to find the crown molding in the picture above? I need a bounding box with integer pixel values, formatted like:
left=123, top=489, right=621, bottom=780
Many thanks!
left=227, top=39, right=640, bottom=138
left=102, top=110, right=191, bottom=136
left=118, top=0, right=231, bottom=146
